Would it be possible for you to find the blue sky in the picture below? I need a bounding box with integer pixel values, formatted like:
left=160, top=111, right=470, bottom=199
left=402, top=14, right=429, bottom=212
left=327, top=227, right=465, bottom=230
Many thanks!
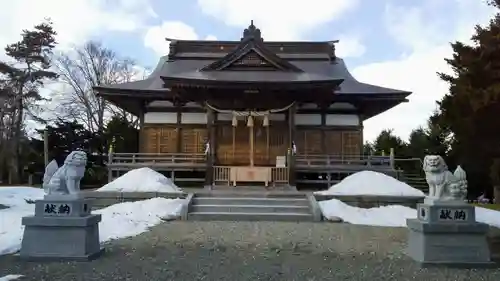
left=0, top=0, right=496, bottom=141
left=103, top=0, right=396, bottom=68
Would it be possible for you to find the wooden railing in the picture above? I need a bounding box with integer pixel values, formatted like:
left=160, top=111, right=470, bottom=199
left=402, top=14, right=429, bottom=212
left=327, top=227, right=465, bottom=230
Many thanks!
left=213, top=166, right=231, bottom=185
left=213, top=166, right=289, bottom=186
left=295, top=154, right=394, bottom=168
left=271, top=167, right=288, bottom=184
left=108, top=153, right=206, bottom=166
left=216, top=150, right=286, bottom=166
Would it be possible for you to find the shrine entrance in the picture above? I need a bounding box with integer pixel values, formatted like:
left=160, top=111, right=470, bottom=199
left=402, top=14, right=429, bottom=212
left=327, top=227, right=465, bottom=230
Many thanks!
left=209, top=102, right=292, bottom=187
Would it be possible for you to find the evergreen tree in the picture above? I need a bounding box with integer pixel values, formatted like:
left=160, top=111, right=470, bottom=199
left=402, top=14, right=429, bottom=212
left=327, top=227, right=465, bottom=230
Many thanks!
left=103, top=116, right=139, bottom=154
left=436, top=0, right=500, bottom=197
left=0, top=20, right=58, bottom=183
left=371, top=129, right=407, bottom=157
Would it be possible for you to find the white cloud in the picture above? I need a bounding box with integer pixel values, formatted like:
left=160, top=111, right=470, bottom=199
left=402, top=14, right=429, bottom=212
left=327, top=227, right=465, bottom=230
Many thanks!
left=354, top=46, right=451, bottom=142
left=0, top=0, right=156, bottom=53
left=336, top=35, right=366, bottom=58
left=354, top=0, right=496, bottom=142
left=144, top=21, right=199, bottom=56
left=196, top=0, right=358, bottom=40
left=143, top=21, right=218, bottom=56
left=0, top=0, right=156, bottom=133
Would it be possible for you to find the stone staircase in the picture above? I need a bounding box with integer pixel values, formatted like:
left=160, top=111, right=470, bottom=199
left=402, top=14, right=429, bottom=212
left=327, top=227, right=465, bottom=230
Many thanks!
left=187, top=192, right=317, bottom=221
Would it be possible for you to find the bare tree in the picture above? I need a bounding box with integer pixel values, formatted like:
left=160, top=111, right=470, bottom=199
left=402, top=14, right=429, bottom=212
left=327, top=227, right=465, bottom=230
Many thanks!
left=54, top=41, right=146, bottom=134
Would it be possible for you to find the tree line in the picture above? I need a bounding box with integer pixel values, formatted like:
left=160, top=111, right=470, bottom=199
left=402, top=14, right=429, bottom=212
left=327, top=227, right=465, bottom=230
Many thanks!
left=2, top=0, right=500, bottom=198
left=0, top=19, right=142, bottom=186
left=367, top=0, right=500, bottom=199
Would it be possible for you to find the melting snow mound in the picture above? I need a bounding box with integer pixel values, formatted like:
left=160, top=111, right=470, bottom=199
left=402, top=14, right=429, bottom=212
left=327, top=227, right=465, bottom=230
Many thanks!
left=0, top=186, right=185, bottom=256
left=315, top=170, right=425, bottom=197
left=97, top=168, right=182, bottom=193
left=318, top=199, right=417, bottom=227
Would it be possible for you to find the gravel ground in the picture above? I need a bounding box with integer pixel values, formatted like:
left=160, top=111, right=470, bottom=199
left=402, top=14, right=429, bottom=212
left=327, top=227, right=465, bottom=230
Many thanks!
left=1, top=221, right=499, bottom=281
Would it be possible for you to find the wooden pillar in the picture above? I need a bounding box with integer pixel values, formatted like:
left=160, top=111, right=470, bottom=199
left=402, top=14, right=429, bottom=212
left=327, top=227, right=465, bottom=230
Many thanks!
left=205, top=107, right=215, bottom=186
left=288, top=103, right=297, bottom=186
left=232, top=126, right=236, bottom=162
left=210, top=113, right=217, bottom=159
left=249, top=120, right=254, bottom=167
left=320, top=109, right=327, bottom=154
left=266, top=125, right=270, bottom=163
left=138, top=113, right=145, bottom=153
left=176, top=106, right=182, bottom=153
left=359, top=120, right=364, bottom=157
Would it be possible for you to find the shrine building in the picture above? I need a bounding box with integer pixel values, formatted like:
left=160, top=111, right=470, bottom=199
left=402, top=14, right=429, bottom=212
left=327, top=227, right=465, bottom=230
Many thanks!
left=95, top=21, right=410, bottom=189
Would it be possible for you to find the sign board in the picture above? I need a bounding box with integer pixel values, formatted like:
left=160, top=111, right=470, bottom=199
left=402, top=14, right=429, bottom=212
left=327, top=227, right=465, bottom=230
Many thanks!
left=437, top=208, right=468, bottom=222
left=276, top=156, right=286, bottom=168
left=43, top=203, right=73, bottom=216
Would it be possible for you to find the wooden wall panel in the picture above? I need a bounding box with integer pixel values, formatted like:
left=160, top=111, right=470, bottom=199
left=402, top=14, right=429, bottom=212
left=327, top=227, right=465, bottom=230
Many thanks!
left=295, top=129, right=322, bottom=155
left=324, top=131, right=342, bottom=155
left=342, top=130, right=361, bottom=158
left=254, top=126, right=267, bottom=166
left=215, top=124, right=288, bottom=166
left=180, top=128, right=207, bottom=153
left=268, top=125, right=288, bottom=164
left=297, top=128, right=362, bottom=158
left=140, top=126, right=178, bottom=153
left=216, top=125, right=251, bottom=165
left=253, top=125, right=288, bottom=166
left=141, top=127, right=159, bottom=153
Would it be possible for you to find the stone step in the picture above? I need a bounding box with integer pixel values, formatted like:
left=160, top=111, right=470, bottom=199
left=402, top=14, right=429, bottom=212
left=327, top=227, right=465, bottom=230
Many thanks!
left=191, top=204, right=311, bottom=214
left=191, top=197, right=310, bottom=206
left=210, top=185, right=295, bottom=191
left=195, top=191, right=306, bottom=198
left=187, top=211, right=314, bottom=222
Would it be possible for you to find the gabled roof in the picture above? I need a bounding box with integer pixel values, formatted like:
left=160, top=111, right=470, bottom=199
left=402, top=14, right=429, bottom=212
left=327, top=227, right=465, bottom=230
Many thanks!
left=200, top=31, right=303, bottom=72
left=95, top=21, right=411, bottom=103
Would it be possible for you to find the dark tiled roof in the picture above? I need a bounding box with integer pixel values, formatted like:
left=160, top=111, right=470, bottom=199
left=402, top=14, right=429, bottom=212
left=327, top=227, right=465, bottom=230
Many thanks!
left=96, top=55, right=409, bottom=96
left=165, top=70, right=339, bottom=83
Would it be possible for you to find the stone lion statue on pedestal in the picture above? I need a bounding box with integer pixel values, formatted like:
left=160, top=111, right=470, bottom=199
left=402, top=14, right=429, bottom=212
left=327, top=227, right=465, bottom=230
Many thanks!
left=423, top=155, right=467, bottom=200
left=42, top=151, right=88, bottom=196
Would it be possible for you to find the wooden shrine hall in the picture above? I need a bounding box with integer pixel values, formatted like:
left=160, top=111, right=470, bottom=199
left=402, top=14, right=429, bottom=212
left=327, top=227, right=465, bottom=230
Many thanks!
left=95, top=21, right=411, bottom=189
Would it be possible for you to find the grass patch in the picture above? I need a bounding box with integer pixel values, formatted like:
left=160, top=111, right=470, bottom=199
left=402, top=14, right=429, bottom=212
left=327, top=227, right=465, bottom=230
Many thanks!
left=471, top=203, right=500, bottom=211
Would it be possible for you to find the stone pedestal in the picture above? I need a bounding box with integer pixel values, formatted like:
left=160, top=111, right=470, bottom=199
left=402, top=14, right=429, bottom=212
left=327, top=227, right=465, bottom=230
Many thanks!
left=406, top=198, right=493, bottom=268
left=20, top=194, right=104, bottom=261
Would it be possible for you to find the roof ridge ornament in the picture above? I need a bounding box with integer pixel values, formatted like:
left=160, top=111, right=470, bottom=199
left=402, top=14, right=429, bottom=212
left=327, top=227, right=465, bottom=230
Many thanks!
left=241, top=20, right=263, bottom=42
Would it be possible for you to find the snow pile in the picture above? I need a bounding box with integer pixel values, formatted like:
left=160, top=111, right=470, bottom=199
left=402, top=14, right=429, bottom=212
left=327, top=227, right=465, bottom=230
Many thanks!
left=95, top=197, right=184, bottom=242
left=476, top=207, right=500, bottom=229
left=0, top=187, right=44, bottom=255
left=97, top=167, right=182, bottom=192
left=0, top=186, right=185, bottom=256
left=318, top=199, right=417, bottom=227
left=315, top=170, right=425, bottom=197
left=0, top=274, right=23, bottom=281
left=319, top=198, right=500, bottom=228
left=0, top=187, right=44, bottom=208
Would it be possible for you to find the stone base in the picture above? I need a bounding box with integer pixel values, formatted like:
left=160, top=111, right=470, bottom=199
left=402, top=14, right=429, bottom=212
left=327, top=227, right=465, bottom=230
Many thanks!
left=19, top=248, right=105, bottom=262
left=406, top=218, right=493, bottom=268
left=412, top=260, right=496, bottom=269
left=20, top=198, right=103, bottom=261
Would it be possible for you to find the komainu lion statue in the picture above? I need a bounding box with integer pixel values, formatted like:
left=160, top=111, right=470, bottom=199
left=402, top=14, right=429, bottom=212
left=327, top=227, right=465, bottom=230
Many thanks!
left=423, top=155, right=467, bottom=200
left=42, top=151, right=88, bottom=196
